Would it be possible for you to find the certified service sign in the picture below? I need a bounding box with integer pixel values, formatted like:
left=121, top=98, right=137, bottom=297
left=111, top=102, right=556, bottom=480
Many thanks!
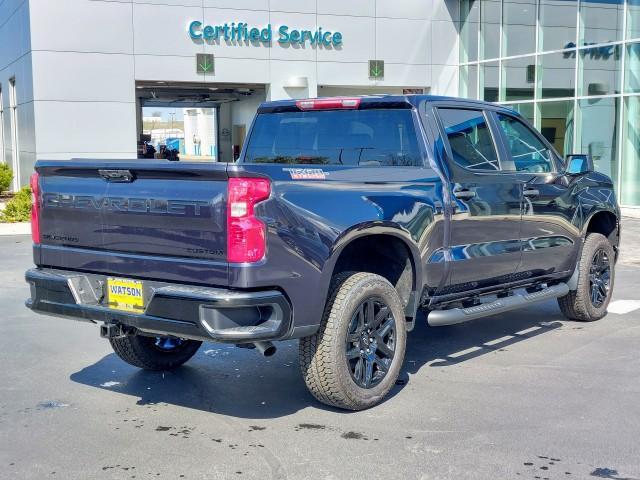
left=189, top=21, right=342, bottom=47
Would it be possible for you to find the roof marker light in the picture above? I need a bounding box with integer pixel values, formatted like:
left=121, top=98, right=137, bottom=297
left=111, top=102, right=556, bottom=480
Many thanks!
left=295, top=97, right=361, bottom=111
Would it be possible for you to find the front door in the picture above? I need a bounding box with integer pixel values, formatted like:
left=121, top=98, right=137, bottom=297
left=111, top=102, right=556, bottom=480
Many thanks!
left=434, top=105, right=523, bottom=294
left=490, top=111, right=582, bottom=278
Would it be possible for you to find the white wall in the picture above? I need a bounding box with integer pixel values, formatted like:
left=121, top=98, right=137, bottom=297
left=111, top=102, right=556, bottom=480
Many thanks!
left=28, top=0, right=137, bottom=162
left=127, top=0, right=457, bottom=95
left=431, top=0, right=461, bottom=96
left=231, top=94, right=265, bottom=136
left=0, top=0, right=36, bottom=188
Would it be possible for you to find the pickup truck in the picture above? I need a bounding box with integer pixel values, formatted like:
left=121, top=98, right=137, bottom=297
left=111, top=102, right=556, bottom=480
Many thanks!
left=25, top=95, right=620, bottom=410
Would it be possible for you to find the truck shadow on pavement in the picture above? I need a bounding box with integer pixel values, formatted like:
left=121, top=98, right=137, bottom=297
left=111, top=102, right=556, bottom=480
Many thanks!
left=70, top=300, right=564, bottom=418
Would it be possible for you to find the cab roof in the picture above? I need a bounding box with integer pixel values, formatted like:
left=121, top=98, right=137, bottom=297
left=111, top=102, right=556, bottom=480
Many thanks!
left=257, top=94, right=521, bottom=117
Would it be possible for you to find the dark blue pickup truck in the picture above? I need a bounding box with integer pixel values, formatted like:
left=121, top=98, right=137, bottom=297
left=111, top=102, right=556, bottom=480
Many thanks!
left=26, top=95, right=620, bottom=410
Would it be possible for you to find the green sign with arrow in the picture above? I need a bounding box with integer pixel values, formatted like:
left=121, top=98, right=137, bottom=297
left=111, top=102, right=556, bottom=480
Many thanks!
left=196, top=53, right=214, bottom=74
left=369, top=60, right=384, bottom=79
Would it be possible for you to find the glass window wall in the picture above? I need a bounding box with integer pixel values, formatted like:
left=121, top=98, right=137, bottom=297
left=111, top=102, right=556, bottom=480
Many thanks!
left=460, top=64, right=479, bottom=99
left=540, top=0, right=577, bottom=52
left=579, top=44, right=621, bottom=96
left=621, top=96, right=640, bottom=205
left=461, top=0, right=480, bottom=62
left=539, top=51, right=576, bottom=99
left=624, top=42, right=640, bottom=92
left=629, top=0, right=640, bottom=39
left=480, top=62, right=500, bottom=102
left=503, top=0, right=536, bottom=57
left=579, top=0, right=624, bottom=45
left=576, top=97, right=620, bottom=181
left=509, top=103, right=535, bottom=123
left=503, top=56, right=536, bottom=101
left=538, top=100, right=574, bottom=156
left=458, top=0, right=640, bottom=206
left=481, top=0, right=501, bottom=59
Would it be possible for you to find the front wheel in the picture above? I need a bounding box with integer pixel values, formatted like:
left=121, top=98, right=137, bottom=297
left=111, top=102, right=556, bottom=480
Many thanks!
left=558, top=232, right=615, bottom=322
left=299, top=272, right=407, bottom=410
left=110, top=334, right=202, bottom=370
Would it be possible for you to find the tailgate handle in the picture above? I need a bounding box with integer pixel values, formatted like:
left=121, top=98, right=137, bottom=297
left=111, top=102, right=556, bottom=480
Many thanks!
left=98, top=169, right=134, bottom=182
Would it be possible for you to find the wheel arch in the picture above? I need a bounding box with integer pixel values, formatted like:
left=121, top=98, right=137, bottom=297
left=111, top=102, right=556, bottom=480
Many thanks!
left=320, top=224, right=424, bottom=322
left=583, top=209, right=620, bottom=251
left=567, top=209, right=620, bottom=290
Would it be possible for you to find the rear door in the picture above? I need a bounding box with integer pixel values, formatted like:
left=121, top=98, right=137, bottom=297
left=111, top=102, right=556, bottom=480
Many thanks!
left=433, top=104, right=523, bottom=293
left=490, top=111, right=581, bottom=278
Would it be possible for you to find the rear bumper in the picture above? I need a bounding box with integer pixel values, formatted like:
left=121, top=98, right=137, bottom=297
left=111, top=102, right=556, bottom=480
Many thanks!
left=25, top=268, right=292, bottom=343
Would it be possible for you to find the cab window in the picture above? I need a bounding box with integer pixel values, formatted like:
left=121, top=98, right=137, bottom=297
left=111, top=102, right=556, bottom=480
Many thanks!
left=438, top=108, right=500, bottom=171
left=496, top=113, right=555, bottom=173
left=244, top=109, right=422, bottom=166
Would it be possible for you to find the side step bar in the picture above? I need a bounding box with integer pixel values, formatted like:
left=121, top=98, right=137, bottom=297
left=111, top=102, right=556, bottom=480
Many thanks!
left=427, top=283, right=569, bottom=327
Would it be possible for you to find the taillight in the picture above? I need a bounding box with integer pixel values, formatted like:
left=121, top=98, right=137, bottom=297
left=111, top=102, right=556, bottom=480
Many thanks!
left=296, top=97, right=360, bottom=111
left=227, top=177, right=271, bottom=263
left=30, top=172, right=41, bottom=244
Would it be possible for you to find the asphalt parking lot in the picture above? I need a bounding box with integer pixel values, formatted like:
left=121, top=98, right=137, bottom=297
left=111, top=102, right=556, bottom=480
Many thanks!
left=1, top=224, right=639, bottom=480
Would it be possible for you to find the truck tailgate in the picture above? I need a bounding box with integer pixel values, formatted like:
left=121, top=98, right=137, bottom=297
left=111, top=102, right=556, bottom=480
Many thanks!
left=35, top=161, right=229, bottom=286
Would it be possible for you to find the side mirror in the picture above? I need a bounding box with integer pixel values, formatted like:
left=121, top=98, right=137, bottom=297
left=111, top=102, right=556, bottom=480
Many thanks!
left=564, top=154, right=594, bottom=175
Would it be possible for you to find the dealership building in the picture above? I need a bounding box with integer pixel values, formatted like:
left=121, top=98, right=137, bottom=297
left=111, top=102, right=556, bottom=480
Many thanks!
left=1, top=0, right=639, bottom=209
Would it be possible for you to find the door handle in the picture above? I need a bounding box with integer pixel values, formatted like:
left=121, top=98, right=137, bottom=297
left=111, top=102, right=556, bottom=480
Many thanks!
left=453, top=188, right=476, bottom=200
left=523, top=188, right=540, bottom=197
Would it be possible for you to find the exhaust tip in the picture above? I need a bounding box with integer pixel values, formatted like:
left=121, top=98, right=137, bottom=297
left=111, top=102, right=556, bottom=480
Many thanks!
left=254, top=341, right=276, bottom=357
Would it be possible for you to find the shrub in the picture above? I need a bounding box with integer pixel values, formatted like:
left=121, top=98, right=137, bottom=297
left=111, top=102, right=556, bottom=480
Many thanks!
left=1, top=186, right=31, bottom=223
left=0, top=164, right=12, bottom=193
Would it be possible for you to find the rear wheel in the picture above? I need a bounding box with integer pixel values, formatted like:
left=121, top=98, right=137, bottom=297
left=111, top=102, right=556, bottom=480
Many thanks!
left=558, top=232, right=615, bottom=322
left=110, top=334, right=201, bottom=370
left=299, top=272, right=407, bottom=410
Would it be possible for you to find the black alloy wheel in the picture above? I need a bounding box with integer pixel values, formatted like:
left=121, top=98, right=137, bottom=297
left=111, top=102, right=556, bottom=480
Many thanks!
left=557, top=232, right=615, bottom=322
left=589, top=248, right=611, bottom=308
left=345, top=297, right=396, bottom=389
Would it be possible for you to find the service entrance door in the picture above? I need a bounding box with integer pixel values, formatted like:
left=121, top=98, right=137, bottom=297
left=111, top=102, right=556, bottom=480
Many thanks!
left=135, top=82, right=266, bottom=162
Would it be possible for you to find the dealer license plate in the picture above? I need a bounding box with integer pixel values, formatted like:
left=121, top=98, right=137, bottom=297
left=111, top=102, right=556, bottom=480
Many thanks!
left=106, top=277, right=144, bottom=313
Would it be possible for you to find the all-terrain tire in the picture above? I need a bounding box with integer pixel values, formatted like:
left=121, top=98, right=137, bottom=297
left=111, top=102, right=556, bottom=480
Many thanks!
left=299, top=272, right=407, bottom=410
left=558, top=232, right=615, bottom=322
left=110, top=335, right=202, bottom=370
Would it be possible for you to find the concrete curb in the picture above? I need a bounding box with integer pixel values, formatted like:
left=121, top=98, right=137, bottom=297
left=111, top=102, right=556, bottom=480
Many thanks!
left=621, top=208, right=640, bottom=220
left=0, top=222, right=30, bottom=236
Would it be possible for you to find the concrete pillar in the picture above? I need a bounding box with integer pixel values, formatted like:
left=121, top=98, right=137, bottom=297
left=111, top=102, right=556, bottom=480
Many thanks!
left=217, top=103, right=232, bottom=163
left=183, top=109, right=198, bottom=156
left=198, top=108, right=216, bottom=159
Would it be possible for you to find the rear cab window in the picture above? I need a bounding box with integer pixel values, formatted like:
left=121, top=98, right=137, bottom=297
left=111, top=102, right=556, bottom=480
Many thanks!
left=243, top=109, right=423, bottom=167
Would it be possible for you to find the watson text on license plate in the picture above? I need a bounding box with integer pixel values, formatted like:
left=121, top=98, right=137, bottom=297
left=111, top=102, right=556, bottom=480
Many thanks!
left=106, top=278, right=144, bottom=313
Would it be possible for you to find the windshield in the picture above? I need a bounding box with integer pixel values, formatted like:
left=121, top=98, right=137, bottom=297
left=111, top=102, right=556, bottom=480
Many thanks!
left=243, top=109, right=423, bottom=166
